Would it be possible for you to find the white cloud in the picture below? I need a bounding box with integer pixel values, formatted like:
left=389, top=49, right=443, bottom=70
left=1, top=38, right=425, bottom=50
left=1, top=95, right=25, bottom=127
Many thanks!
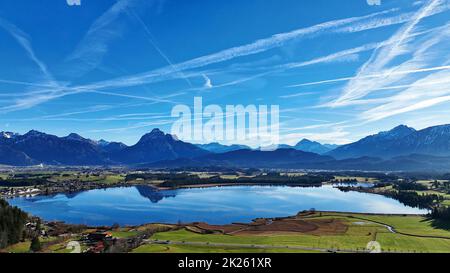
left=286, top=64, right=450, bottom=88
left=0, top=17, right=55, bottom=85
left=64, top=0, right=136, bottom=77
left=332, top=0, right=445, bottom=107
left=362, top=69, right=450, bottom=121
left=202, top=74, right=213, bottom=89
left=2, top=3, right=449, bottom=116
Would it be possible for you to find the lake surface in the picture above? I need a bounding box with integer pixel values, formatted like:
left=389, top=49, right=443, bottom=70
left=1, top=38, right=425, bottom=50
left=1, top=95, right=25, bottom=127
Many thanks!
left=7, top=185, right=427, bottom=226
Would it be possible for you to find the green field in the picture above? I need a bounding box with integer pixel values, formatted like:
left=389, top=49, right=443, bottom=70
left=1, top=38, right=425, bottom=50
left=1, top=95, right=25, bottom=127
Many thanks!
left=136, top=213, right=450, bottom=253
left=4, top=213, right=450, bottom=253
left=111, top=230, right=139, bottom=239
left=3, top=241, right=31, bottom=253
left=132, top=244, right=318, bottom=253
left=50, top=173, right=125, bottom=184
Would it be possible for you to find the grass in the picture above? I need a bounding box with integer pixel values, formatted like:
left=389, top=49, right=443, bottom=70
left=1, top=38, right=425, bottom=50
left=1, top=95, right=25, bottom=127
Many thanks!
left=45, top=242, right=74, bottom=253
left=44, top=241, right=88, bottom=253
left=219, top=175, right=239, bottom=180
left=110, top=230, right=139, bottom=239
left=344, top=214, right=450, bottom=237
left=98, top=174, right=125, bottom=184
left=137, top=213, right=450, bottom=253
left=0, top=174, right=9, bottom=180
left=376, top=233, right=450, bottom=253
left=4, top=241, right=31, bottom=253
left=49, top=173, right=125, bottom=184
left=132, top=244, right=319, bottom=253
left=150, top=228, right=373, bottom=251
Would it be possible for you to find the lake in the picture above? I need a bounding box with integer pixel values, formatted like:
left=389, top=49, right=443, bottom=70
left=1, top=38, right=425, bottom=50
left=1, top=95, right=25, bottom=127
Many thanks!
left=7, top=185, right=427, bottom=226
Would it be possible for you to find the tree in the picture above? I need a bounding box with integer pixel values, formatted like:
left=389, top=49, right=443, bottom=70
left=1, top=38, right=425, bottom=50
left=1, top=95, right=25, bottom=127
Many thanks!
left=36, top=218, right=41, bottom=232
left=0, top=199, right=28, bottom=248
left=431, top=180, right=441, bottom=189
left=29, top=237, right=41, bottom=252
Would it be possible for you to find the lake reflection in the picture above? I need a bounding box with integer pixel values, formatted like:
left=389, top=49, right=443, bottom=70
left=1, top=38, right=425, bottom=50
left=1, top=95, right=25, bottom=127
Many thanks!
left=7, top=185, right=427, bottom=226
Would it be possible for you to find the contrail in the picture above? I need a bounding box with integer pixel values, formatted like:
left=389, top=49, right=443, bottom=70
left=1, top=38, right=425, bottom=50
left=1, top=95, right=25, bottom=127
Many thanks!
left=287, top=65, right=450, bottom=88
left=128, top=9, right=194, bottom=87
left=333, top=0, right=444, bottom=105
left=0, top=17, right=55, bottom=84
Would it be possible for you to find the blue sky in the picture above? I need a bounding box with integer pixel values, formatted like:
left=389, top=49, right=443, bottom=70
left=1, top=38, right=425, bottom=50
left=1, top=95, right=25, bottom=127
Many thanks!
left=0, top=0, right=450, bottom=146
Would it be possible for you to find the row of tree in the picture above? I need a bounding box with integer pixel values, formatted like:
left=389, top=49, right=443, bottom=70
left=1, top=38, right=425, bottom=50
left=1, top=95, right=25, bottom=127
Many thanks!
left=387, top=191, right=443, bottom=210
left=0, top=199, right=28, bottom=249
left=430, top=206, right=450, bottom=221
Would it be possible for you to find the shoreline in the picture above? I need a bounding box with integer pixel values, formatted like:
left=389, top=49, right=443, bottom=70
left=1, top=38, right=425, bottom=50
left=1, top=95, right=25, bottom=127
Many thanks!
left=33, top=210, right=431, bottom=229
left=2, top=182, right=430, bottom=226
left=0, top=180, right=326, bottom=198
left=5, top=206, right=428, bottom=230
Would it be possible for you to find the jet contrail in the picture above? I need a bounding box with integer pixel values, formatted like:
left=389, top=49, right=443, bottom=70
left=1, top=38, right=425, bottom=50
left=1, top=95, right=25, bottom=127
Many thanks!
left=287, top=65, right=450, bottom=88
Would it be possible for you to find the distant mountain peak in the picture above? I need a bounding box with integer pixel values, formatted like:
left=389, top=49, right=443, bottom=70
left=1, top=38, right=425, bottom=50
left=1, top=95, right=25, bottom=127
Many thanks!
left=138, top=129, right=182, bottom=144
left=150, top=128, right=164, bottom=135
left=139, top=128, right=166, bottom=141
left=294, top=138, right=336, bottom=154
left=297, top=139, right=317, bottom=145
left=380, top=125, right=416, bottom=138
left=97, top=139, right=110, bottom=146
left=27, top=129, right=43, bottom=134
left=1, top=131, right=19, bottom=139
left=24, top=130, right=47, bottom=137
left=196, top=142, right=251, bottom=153
left=65, top=133, right=85, bottom=141
left=391, top=124, right=415, bottom=132
left=112, top=128, right=208, bottom=164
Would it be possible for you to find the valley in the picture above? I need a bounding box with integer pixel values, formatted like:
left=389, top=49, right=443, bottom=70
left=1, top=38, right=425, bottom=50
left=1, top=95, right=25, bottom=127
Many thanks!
left=1, top=169, right=450, bottom=253
left=2, top=124, right=450, bottom=253
left=3, top=210, right=450, bottom=254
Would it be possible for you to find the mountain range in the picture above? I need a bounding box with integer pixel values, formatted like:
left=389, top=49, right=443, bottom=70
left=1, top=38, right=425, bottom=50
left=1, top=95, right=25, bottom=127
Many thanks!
left=327, top=125, right=450, bottom=159
left=258, top=139, right=338, bottom=154
left=2, top=124, right=450, bottom=172
left=195, top=143, right=251, bottom=153
left=146, top=150, right=450, bottom=172
left=0, top=129, right=208, bottom=166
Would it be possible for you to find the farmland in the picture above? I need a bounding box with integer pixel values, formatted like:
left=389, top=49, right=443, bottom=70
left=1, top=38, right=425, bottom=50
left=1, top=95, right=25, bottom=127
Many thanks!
left=133, top=212, right=450, bottom=253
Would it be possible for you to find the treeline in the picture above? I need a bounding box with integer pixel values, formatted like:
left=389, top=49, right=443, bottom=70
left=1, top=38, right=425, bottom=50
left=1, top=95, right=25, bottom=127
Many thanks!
left=0, top=178, right=50, bottom=187
left=0, top=199, right=28, bottom=249
left=237, top=173, right=333, bottom=185
left=317, top=171, right=399, bottom=182
left=430, top=206, right=450, bottom=221
left=393, top=182, right=428, bottom=191
left=6, top=173, right=55, bottom=179
left=125, top=173, right=195, bottom=182
left=161, top=174, right=331, bottom=188
left=126, top=172, right=332, bottom=188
